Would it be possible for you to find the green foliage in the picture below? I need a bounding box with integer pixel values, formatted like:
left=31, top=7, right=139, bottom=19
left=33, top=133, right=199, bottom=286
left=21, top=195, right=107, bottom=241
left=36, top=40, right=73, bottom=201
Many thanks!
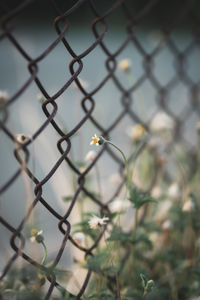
left=107, top=227, right=133, bottom=244
left=107, top=227, right=152, bottom=249
left=62, top=195, right=74, bottom=202
left=0, top=266, right=44, bottom=300
left=122, top=290, right=142, bottom=300
left=83, top=190, right=101, bottom=200
left=87, top=289, right=115, bottom=300
left=85, top=252, right=118, bottom=277
left=3, top=134, right=200, bottom=300
left=43, top=263, right=72, bottom=284
left=74, top=213, right=100, bottom=240
left=55, top=285, right=77, bottom=299
left=134, top=232, right=153, bottom=249
left=140, top=273, right=155, bottom=293
left=128, top=185, right=158, bottom=209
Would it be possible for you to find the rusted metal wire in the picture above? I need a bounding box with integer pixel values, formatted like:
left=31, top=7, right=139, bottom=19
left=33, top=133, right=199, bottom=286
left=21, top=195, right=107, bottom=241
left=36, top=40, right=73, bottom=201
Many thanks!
left=0, top=0, right=200, bottom=298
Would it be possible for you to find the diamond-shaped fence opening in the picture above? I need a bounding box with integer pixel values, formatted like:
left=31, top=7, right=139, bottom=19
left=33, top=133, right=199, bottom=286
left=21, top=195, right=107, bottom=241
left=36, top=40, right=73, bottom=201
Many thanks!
left=1, top=0, right=200, bottom=299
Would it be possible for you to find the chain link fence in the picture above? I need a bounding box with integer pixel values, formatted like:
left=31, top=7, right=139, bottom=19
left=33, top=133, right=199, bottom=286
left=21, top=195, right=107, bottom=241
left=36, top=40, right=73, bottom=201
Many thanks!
left=1, top=0, right=200, bottom=299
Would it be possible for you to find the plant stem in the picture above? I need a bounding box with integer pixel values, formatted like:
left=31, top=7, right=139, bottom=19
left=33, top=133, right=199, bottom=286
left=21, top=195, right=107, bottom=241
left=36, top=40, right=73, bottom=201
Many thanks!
left=41, top=241, right=47, bottom=265
left=95, top=163, right=102, bottom=200
left=103, top=231, right=121, bottom=300
left=101, top=138, right=142, bottom=267
left=133, top=209, right=138, bottom=238
left=105, top=140, right=131, bottom=187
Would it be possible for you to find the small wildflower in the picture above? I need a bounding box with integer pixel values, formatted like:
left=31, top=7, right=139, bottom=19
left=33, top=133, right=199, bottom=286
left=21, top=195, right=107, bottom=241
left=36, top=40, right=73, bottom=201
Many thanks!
left=0, top=91, right=8, bottom=108
left=37, top=273, right=46, bottom=286
left=182, top=198, right=194, bottom=212
left=157, top=155, right=166, bottom=166
left=149, top=232, right=160, bottom=244
left=30, top=229, right=44, bottom=243
left=168, top=182, right=181, bottom=200
left=148, top=136, right=163, bottom=149
left=196, top=121, right=200, bottom=132
left=79, top=165, right=87, bottom=173
left=109, top=197, right=129, bottom=213
left=149, top=30, right=165, bottom=47
left=150, top=111, right=175, bottom=132
left=118, top=59, right=131, bottom=72
left=90, top=134, right=100, bottom=146
left=162, top=219, right=172, bottom=231
left=37, top=93, right=45, bottom=103
left=15, top=133, right=30, bottom=144
left=0, top=91, right=8, bottom=101
left=88, top=215, right=109, bottom=229
left=151, top=186, right=162, bottom=199
left=127, top=124, right=146, bottom=142
left=73, top=232, right=85, bottom=245
left=85, top=150, right=96, bottom=162
left=72, top=78, right=89, bottom=90
left=109, top=173, right=121, bottom=185
left=154, top=199, right=172, bottom=222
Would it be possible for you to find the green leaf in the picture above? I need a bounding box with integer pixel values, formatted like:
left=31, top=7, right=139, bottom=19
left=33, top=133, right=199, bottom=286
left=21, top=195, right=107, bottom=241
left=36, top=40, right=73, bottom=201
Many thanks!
left=55, top=285, right=76, bottom=299
left=85, top=252, right=118, bottom=276
left=87, top=191, right=101, bottom=199
left=123, top=289, right=142, bottom=299
left=140, top=274, right=155, bottom=294
left=133, top=233, right=153, bottom=248
left=128, top=186, right=157, bottom=209
left=88, top=289, right=115, bottom=300
left=146, top=279, right=155, bottom=292
left=107, top=227, right=132, bottom=244
left=140, top=273, right=147, bottom=289
left=51, top=268, right=72, bottom=282
left=74, top=217, right=98, bottom=240
left=42, top=263, right=72, bottom=283
left=62, top=196, right=73, bottom=202
left=75, top=161, right=86, bottom=168
left=85, top=252, right=107, bottom=274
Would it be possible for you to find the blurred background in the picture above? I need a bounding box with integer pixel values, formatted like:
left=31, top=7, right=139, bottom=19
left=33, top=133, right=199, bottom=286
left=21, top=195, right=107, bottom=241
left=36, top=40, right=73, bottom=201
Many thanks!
left=1, top=0, right=200, bottom=294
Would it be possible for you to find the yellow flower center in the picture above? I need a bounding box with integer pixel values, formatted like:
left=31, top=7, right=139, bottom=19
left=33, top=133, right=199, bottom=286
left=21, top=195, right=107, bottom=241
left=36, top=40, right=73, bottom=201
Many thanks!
left=93, top=137, right=99, bottom=144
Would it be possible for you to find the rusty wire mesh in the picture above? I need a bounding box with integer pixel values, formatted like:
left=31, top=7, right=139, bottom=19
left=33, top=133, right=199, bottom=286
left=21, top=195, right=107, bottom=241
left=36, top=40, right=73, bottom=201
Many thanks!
left=1, top=0, right=200, bottom=298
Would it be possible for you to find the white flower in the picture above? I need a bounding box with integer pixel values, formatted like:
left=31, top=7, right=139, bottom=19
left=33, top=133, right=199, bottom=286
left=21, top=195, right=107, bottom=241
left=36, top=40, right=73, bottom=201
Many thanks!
left=73, top=232, right=85, bottom=245
left=88, top=215, right=109, bottom=229
left=37, top=93, right=45, bottom=103
left=151, top=186, right=162, bottom=199
left=15, top=133, right=30, bottom=144
left=168, top=183, right=181, bottom=200
left=148, top=30, right=165, bottom=47
left=148, top=136, right=163, bottom=149
left=150, top=111, right=175, bottom=132
left=162, top=220, right=172, bottom=231
left=85, top=150, right=96, bottom=162
left=149, top=232, right=160, bottom=244
left=182, top=199, right=194, bottom=212
left=154, top=199, right=172, bottom=222
left=30, top=229, right=43, bottom=243
left=109, top=198, right=129, bottom=213
left=196, top=121, right=200, bottom=132
left=118, top=59, right=131, bottom=72
left=72, top=78, right=89, bottom=90
left=127, top=124, right=146, bottom=142
left=0, top=91, right=8, bottom=101
left=90, top=134, right=100, bottom=146
left=109, top=173, right=121, bottom=185
left=79, top=166, right=87, bottom=173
